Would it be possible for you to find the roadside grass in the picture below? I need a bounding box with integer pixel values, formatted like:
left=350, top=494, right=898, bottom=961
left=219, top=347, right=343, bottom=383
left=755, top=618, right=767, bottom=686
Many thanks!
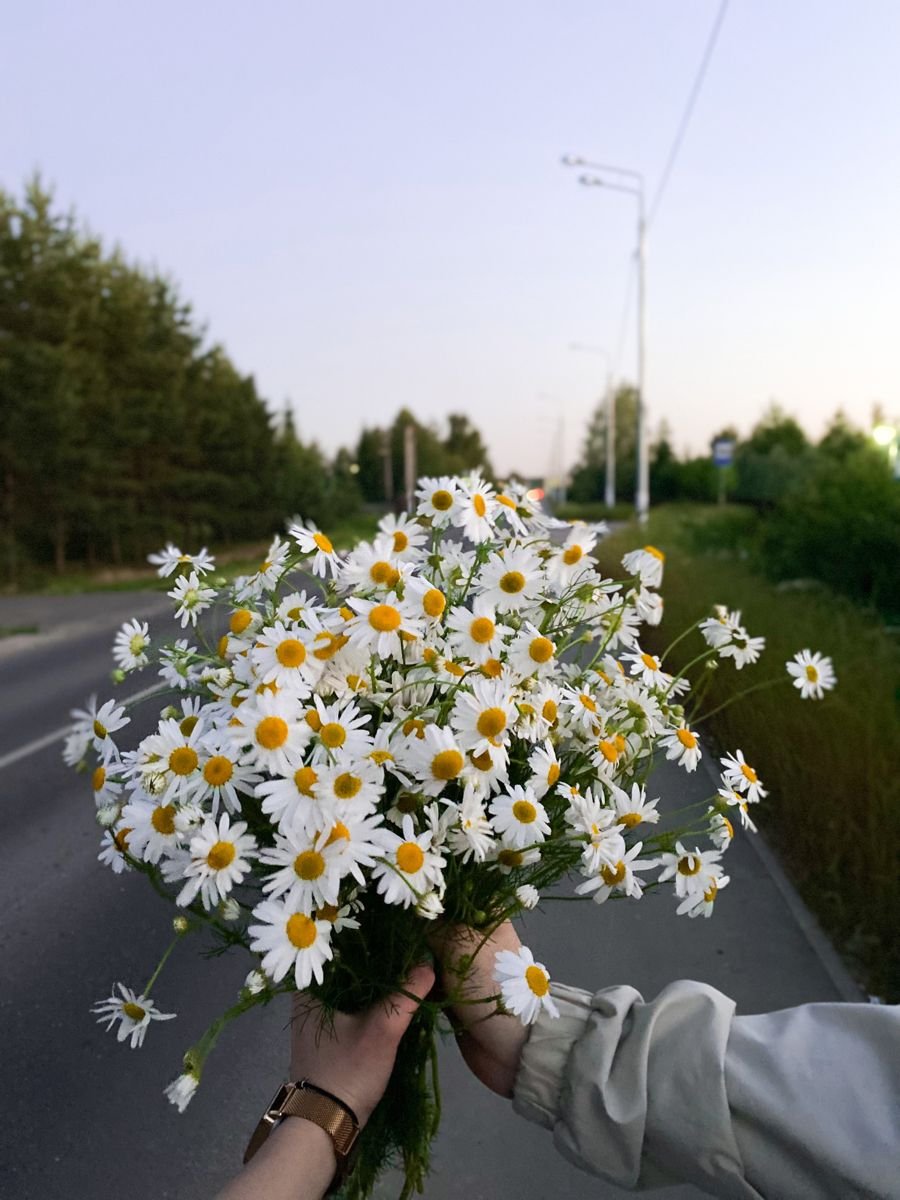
left=5, top=513, right=381, bottom=596
left=555, top=501, right=635, bottom=523
left=597, top=504, right=900, bottom=1001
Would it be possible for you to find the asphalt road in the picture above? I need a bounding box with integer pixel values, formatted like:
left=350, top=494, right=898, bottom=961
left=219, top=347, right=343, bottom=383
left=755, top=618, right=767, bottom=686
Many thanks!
left=0, top=590, right=863, bottom=1200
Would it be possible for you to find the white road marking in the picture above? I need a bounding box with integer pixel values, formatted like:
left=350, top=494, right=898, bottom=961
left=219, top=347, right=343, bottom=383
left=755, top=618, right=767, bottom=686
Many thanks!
left=0, top=683, right=163, bottom=773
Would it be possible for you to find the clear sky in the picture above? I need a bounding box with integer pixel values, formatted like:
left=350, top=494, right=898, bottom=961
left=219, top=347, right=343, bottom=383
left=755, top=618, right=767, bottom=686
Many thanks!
left=5, top=1, right=899, bottom=476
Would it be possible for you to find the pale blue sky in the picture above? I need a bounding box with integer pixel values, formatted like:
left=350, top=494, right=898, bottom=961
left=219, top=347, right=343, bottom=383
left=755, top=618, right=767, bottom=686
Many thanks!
left=5, top=1, right=899, bottom=475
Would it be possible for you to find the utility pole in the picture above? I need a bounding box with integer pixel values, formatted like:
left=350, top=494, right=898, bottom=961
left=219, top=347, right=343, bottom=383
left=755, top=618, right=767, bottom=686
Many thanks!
left=381, top=429, right=393, bottom=506
left=604, top=377, right=616, bottom=509
left=403, top=423, right=416, bottom=513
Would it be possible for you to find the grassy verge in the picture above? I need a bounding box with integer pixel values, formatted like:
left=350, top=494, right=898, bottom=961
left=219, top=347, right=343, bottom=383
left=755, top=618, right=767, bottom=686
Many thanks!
left=4, top=514, right=381, bottom=596
left=597, top=504, right=900, bottom=1001
left=555, top=501, right=635, bottom=523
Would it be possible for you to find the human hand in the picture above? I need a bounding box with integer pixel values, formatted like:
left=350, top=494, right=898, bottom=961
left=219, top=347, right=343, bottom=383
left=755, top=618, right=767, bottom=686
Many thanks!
left=432, top=922, right=529, bottom=1099
left=290, top=962, right=435, bottom=1127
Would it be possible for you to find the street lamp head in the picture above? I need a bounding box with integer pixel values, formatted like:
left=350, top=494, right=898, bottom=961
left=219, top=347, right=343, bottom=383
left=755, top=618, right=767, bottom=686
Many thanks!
left=560, top=154, right=584, bottom=167
left=578, top=174, right=602, bottom=187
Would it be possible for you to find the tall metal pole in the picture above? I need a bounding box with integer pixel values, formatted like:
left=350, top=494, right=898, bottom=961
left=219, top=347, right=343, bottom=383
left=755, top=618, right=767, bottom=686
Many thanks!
left=636, top=199, right=649, bottom=522
left=604, top=372, right=616, bottom=509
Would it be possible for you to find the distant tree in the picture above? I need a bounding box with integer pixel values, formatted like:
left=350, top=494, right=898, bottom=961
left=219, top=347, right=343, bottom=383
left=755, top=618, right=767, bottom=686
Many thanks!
left=818, top=410, right=868, bottom=461
left=733, top=403, right=813, bottom=507
left=443, top=413, right=493, bottom=477
left=569, top=384, right=638, bottom=503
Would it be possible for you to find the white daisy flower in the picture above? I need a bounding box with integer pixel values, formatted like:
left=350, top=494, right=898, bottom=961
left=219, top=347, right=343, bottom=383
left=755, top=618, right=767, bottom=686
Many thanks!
left=592, top=593, right=642, bottom=650
left=493, top=945, right=559, bottom=1025
left=575, top=842, right=653, bottom=904
left=720, top=749, right=767, bottom=804
left=147, top=544, right=215, bottom=577
left=71, top=695, right=130, bottom=761
left=709, top=810, right=735, bottom=850
left=476, top=546, right=543, bottom=612
left=621, top=545, right=665, bottom=588
left=445, top=789, right=496, bottom=862
left=489, top=786, right=550, bottom=849
left=313, top=813, right=385, bottom=886
left=315, top=758, right=385, bottom=822
left=90, top=762, right=123, bottom=808
left=515, top=884, right=540, bottom=909
left=305, top=698, right=373, bottom=764
left=164, top=1070, right=200, bottom=1112
left=699, top=606, right=742, bottom=648
left=259, top=828, right=342, bottom=912
left=450, top=678, right=515, bottom=756
left=677, top=871, right=730, bottom=918
left=490, top=844, right=542, bottom=874
left=120, top=797, right=192, bottom=864
left=415, top=475, right=461, bottom=526
left=158, top=639, right=199, bottom=690
left=193, top=737, right=260, bottom=816
left=372, top=815, right=445, bottom=907
left=453, top=477, right=498, bottom=543
left=786, top=649, right=837, bottom=699
left=507, top=624, right=557, bottom=679
left=719, top=627, right=766, bottom=669
left=112, top=618, right=150, bottom=671
left=251, top=622, right=321, bottom=692
left=289, top=522, right=341, bottom=578
left=660, top=725, right=702, bottom=772
left=248, top=899, right=334, bottom=989
left=167, top=571, right=217, bottom=628
left=404, top=576, right=448, bottom=625
left=176, top=814, right=257, bottom=910
left=232, top=692, right=309, bottom=776
left=97, top=824, right=134, bottom=874
left=62, top=728, right=91, bottom=767
left=138, top=718, right=206, bottom=801
left=633, top=586, right=664, bottom=626
left=546, top=525, right=597, bottom=588
left=611, top=782, right=660, bottom=829
left=405, top=725, right=468, bottom=796
left=377, top=511, right=429, bottom=557
left=92, top=983, right=175, bottom=1048
left=445, top=598, right=506, bottom=665
left=345, top=595, right=424, bottom=660
left=621, top=648, right=672, bottom=690
left=717, top=786, right=759, bottom=831
left=256, top=764, right=321, bottom=833
left=657, top=842, right=724, bottom=899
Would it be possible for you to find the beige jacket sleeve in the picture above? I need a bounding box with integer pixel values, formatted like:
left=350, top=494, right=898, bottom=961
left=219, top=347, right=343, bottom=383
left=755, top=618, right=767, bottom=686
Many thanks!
left=512, top=981, right=899, bottom=1200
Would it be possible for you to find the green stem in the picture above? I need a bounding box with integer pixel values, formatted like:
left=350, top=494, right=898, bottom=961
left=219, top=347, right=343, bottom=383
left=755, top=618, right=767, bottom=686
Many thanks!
left=694, top=675, right=790, bottom=725
left=660, top=618, right=702, bottom=664
left=142, top=934, right=179, bottom=996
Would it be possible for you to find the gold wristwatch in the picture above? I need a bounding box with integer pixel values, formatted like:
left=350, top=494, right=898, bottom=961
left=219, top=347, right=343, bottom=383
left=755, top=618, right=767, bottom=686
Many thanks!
left=244, top=1078, right=361, bottom=1191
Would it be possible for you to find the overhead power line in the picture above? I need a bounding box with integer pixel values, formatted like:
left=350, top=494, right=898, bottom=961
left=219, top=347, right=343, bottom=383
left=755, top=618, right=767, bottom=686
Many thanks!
left=646, top=0, right=730, bottom=228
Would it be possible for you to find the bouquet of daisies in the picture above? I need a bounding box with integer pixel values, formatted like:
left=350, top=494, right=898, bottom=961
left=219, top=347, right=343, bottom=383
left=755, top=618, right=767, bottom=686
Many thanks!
left=67, top=473, right=836, bottom=1198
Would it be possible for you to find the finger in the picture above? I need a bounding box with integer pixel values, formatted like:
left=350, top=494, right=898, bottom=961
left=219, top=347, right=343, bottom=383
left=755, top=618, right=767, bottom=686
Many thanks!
left=383, top=962, right=436, bottom=1029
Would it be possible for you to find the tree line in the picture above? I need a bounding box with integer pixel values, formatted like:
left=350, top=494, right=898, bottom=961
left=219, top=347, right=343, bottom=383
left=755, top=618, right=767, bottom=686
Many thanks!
left=0, top=181, right=494, bottom=584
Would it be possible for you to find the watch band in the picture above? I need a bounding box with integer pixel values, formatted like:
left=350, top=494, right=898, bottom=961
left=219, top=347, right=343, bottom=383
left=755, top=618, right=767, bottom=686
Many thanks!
left=243, top=1079, right=361, bottom=1189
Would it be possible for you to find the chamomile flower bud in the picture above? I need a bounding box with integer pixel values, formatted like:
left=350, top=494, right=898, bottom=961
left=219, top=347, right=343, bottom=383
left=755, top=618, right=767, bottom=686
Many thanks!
left=243, top=969, right=268, bottom=996
left=96, top=804, right=121, bottom=828
left=172, top=915, right=190, bottom=935
left=219, top=898, right=241, bottom=922
left=515, top=884, right=540, bottom=910
left=164, top=1070, right=199, bottom=1113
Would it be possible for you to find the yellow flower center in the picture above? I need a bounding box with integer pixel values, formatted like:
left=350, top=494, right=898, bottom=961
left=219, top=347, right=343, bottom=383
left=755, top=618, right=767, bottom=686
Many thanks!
left=525, top=965, right=550, bottom=997
left=579, top=693, right=597, bottom=713
left=617, top=812, right=642, bottom=828
left=129, top=633, right=146, bottom=655
left=320, top=722, right=346, bottom=749
left=122, top=1002, right=146, bottom=1022
left=325, top=821, right=350, bottom=846
left=169, top=746, right=198, bottom=776
left=369, top=604, right=402, bottom=632
left=431, top=489, right=453, bottom=511
left=93, top=719, right=108, bottom=739
left=805, top=665, right=819, bottom=682
left=547, top=762, right=560, bottom=787
left=497, top=493, right=516, bottom=509
left=206, top=841, right=236, bottom=870
left=704, top=880, right=719, bottom=903
left=392, top=530, right=409, bottom=552
left=721, top=817, right=734, bottom=839
left=481, top=657, right=503, bottom=679
left=294, top=850, right=326, bottom=880
left=562, top=545, right=583, bottom=565
left=677, top=855, right=702, bottom=876
left=217, top=634, right=229, bottom=657
left=640, top=653, right=659, bottom=672
left=403, top=718, right=426, bottom=738
left=512, top=799, right=537, bottom=824
left=204, top=756, right=234, bottom=786
left=151, top=805, right=176, bottom=835
left=313, top=532, right=333, bottom=554
left=180, top=714, right=199, bottom=736
left=294, top=766, right=318, bottom=795
left=469, top=616, right=495, bottom=644
left=369, top=749, right=393, bottom=765
left=396, top=842, right=425, bottom=873
left=498, top=849, right=523, bottom=868
left=529, top=636, right=554, bottom=663
left=644, top=545, right=665, bottom=561
left=370, top=561, right=400, bottom=587
left=114, top=826, right=132, bottom=853
left=256, top=716, right=289, bottom=749
left=316, top=903, right=340, bottom=923
left=476, top=708, right=507, bottom=739
left=740, top=762, right=758, bottom=784
left=276, top=638, right=307, bottom=668
left=676, top=728, right=697, bottom=749
left=92, top=766, right=106, bottom=792
left=313, top=631, right=349, bottom=661
left=542, top=699, right=558, bottom=723
left=423, top=588, right=446, bottom=618
left=444, top=660, right=466, bottom=678
left=431, top=749, right=464, bottom=780
left=333, top=773, right=362, bottom=800
left=230, top=609, right=253, bottom=635
left=470, top=748, right=493, bottom=771
left=286, top=913, right=318, bottom=949
left=305, top=709, right=322, bottom=731
left=472, top=493, right=487, bottom=517
left=499, top=570, right=525, bottom=594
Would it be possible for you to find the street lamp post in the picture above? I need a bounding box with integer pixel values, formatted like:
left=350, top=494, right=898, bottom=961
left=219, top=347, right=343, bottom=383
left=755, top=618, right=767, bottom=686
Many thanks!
left=569, top=343, right=615, bottom=508
left=562, top=156, right=650, bottom=522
